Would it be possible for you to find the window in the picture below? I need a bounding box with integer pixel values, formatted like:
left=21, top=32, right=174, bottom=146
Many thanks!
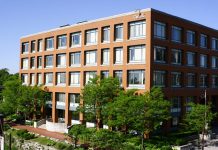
left=153, top=70, right=166, bottom=87
left=38, top=39, right=43, bottom=52
left=102, top=27, right=110, bottom=43
left=37, top=56, right=42, bottom=68
left=186, top=97, right=194, bottom=112
left=186, top=52, right=195, bottom=66
left=101, top=71, right=109, bottom=79
left=154, top=46, right=166, bottom=63
left=56, top=93, right=65, bottom=102
left=114, top=47, right=123, bottom=64
left=57, top=54, right=66, bottom=68
left=46, top=37, right=54, bottom=50
left=115, top=24, right=123, bottom=41
left=70, top=72, right=80, bottom=86
left=200, top=54, right=207, bottom=68
left=102, top=49, right=110, bottom=65
left=37, top=73, right=42, bottom=85
left=129, top=20, right=146, bottom=39
left=70, top=52, right=81, bottom=66
left=45, top=55, right=53, bottom=68
left=58, top=35, right=67, bottom=49
left=186, top=30, right=195, bottom=45
left=85, top=50, right=97, bottom=66
left=114, top=70, right=122, bottom=85
left=71, top=32, right=81, bottom=47
left=21, top=74, right=28, bottom=85
left=45, top=73, right=53, bottom=85
left=85, top=71, right=97, bottom=84
left=212, top=38, right=218, bottom=50
left=171, top=72, right=182, bottom=87
left=212, top=56, right=218, bottom=69
left=172, top=117, right=179, bottom=126
left=199, top=74, right=208, bottom=88
left=22, top=42, right=29, bottom=54
left=69, top=94, right=80, bottom=104
left=154, top=21, right=166, bottom=39
left=86, top=29, right=98, bottom=45
left=128, top=70, right=145, bottom=88
left=30, top=57, right=35, bottom=69
left=22, top=58, right=28, bottom=70
left=31, top=41, right=36, bottom=53
left=128, top=45, right=145, bottom=63
left=187, top=73, right=196, bottom=87
left=171, top=97, right=181, bottom=113
left=56, top=72, right=66, bottom=86
left=171, top=26, right=182, bottom=43
left=30, top=74, right=35, bottom=85
left=200, top=34, right=207, bottom=48
left=212, top=75, right=218, bottom=88
left=171, top=49, right=182, bottom=65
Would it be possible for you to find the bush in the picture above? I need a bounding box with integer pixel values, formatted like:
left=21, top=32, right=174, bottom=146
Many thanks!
left=16, top=129, right=34, bottom=140
left=55, top=142, right=69, bottom=150
left=3, top=124, right=11, bottom=131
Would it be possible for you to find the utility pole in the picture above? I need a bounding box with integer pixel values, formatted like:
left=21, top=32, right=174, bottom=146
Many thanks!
left=202, top=89, right=207, bottom=150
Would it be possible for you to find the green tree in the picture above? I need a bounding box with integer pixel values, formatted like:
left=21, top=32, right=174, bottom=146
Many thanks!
left=81, top=76, right=121, bottom=129
left=68, top=124, right=86, bottom=148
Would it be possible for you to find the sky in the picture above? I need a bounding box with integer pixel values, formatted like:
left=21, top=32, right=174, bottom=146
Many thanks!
left=0, top=0, right=218, bottom=74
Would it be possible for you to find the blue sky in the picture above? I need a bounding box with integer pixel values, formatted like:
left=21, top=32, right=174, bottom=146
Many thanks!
left=0, top=0, right=218, bottom=73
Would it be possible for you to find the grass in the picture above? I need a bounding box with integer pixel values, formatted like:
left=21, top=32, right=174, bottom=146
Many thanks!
left=32, top=137, right=56, bottom=146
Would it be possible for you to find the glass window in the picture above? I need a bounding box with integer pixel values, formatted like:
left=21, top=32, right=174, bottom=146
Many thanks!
left=171, top=49, right=182, bottom=65
left=30, top=74, right=35, bottom=85
left=56, top=72, right=66, bottom=85
left=70, top=52, right=81, bottom=66
left=212, top=38, right=218, bottom=50
left=114, top=70, right=122, bottom=85
left=30, top=57, right=35, bottom=69
left=187, top=73, right=196, bottom=87
left=71, top=32, right=81, bottom=47
left=46, top=37, right=54, bottom=50
left=200, top=34, right=207, bottom=48
left=129, top=20, right=146, bottom=39
left=86, top=29, right=98, bottom=45
left=102, top=49, right=110, bottom=65
left=22, top=58, right=28, bottom=70
left=21, top=74, right=28, bottom=85
left=45, top=73, right=53, bottom=85
left=172, top=117, right=179, bottom=126
left=186, top=97, right=194, bottom=112
left=154, top=21, right=166, bottom=39
left=22, top=42, right=29, bottom=54
left=212, top=75, right=218, bottom=88
left=154, top=46, right=166, bottom=63
left=85, top=71, right=97, bottom=84
left=56, top=93, right=65, bottom=102
left=171, top=97, right=181, bottom=113
left=58, top=35, right=67, bottom=49
left=85, top=50, right=97, bottom=66
left=115, top=24, right=123, bottom=41
left=153, top=70, right=166, bottom=87
left=37, top=73, right=42, bottom=85
left=171, top=72, right=182, bottom=87
left=128, top=70, right=145, bottom=88
left=31, top=41, right=36, bottom=53
left=212, top=56, right=218, bottom=69
left=129, top=45, right=145, bottom=63
left=69, top=93, right=80, bottom=104
left=186, top=30, right=195, bottom=45
left=70, top=72, right=80, bottom=86
left=37, top=56, right=42, bottom=68
left=102, top=26, right=110, bottom=43
left=45, top=55, right=53, bottom=68
left=200, top=54, right=207, bottom=68
left=199, top=74, right=208, bottom=88
left=186, top=52, right=195, bottom=66
left=38, top=39, right=43, bottom=52
left=101, top=71, right=109, bottom=79
left=57, top=54, right=66, bottom=68
left=171, top=26, right=182, bottom=43
left=114, top=47, right=123, bottom=64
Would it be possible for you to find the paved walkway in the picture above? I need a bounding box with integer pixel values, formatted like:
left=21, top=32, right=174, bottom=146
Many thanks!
left=12, top=125, right=67, bottom=141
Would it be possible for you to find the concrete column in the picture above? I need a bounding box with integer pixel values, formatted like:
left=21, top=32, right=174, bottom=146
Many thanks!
left=65, top=93, right=70, bottom=126
left=52, top=92, right=57, bottom=122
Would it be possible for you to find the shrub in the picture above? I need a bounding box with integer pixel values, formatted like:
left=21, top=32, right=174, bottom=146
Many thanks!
left=55, top=142, right=69, bottom=150
left=3, top=124, right=11, bottom=131
left=16, top=129, right=34, bottom=140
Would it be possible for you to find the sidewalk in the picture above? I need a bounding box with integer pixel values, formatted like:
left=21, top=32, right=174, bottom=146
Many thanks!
left=12, top=125, right=67, bottom=141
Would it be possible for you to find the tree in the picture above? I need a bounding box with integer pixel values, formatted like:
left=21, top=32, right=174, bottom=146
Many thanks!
left=68, top=124, right=86, bottom=148
left=81, top=76, right=121, bottom=129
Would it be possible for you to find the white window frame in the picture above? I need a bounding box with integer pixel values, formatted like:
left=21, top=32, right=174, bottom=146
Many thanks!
left=153, top=70, right=166, bottom=87
left=114, top=47, right=123, bottom=65
left=45, top=55, right=53, bottom=68
left=85, top=50, right=97, bottom=66
left=85, top=71, right=97, bottom=84
left=30, top=74, right=35, bottom=86
left=212, top=37, right=218, bottom=50
left=129, top=45, right=145, bottom=64
left=199, top=74, right=207, bottom=88
left=58, top=35, right=67, bottom=49
left=45, top=73, right=53, bottom=86
left=22, top=74, right=28, bottom=85
left=154, top=21, right=166, bottom=39
left=22, top=58, right=29, bottom=70
left=31, top=41, right=36, bottom=53
left=38, top=39, right=43, bottom=52
left=57, top=54, right=66, bottom=68
left=200, top=54, right=207, bottom=68
left=171, top=49, right=182, bottom=65
left=70, top=72, right=80, bottom=87
left=171, top=97, right=181, bottom=113
left=200, top=34, right=207, bottom=48
left=115, top=24, right=123, bottom=41
left=171, top=72, right=181, bottom=87
left=70, top=52, right=81, bottom=67
left=212, top=75, right=218, bottom=88
left=102, top=27, right=110, bottom=43
left=186, top=30, right=195, bottom=45
left=101, top=71, right=109, bottom=79
left=46, top=38, right=54, bottom=51
left=56, top=72, right=66, bottom=86
left=37, top=56, right=42, bottom=69
left=129, top=20, right=146, bottom=39
left=37, top=73, right=42, bottom=86
left=114, top=70, right=123, bottom=85
left=154, top=46, right=166, bottom=63
left=128, top=70, right=145, bottom=89
left=171, top=26, right=182, bottom=43
left=30, top=57, right=35, bottom=69
left=186, top=73, right=196, bottom=87
left=22, top=42, right=29, bottom=54
left=102, top=49, right=110, bottom=65
left=71, top=32, right=81, bottom=47
left=186, top=52, right=195, bottom=66
left=86, top=29, right=98, bottom=45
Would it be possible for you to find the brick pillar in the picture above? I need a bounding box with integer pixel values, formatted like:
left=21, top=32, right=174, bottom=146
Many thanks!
left=65, top=92, right=70, bottom=126
left=52, top=92, right=57, bottom=122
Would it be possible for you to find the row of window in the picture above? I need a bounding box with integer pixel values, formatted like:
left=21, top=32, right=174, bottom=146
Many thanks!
left=21, top=45, right=145, bottom=69
left=154, top=21, right=218, bottom=50
left=154, top=46, right=218, bottom=68
left=21, top=69, right=145, bottom=88
left=154, top=71, right=218, bottom=88
left=21, top=20, right=146, bottom=54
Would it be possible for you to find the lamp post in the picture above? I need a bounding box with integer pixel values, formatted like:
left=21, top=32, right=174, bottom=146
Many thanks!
left=202, top=89, right=207, bottom=150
